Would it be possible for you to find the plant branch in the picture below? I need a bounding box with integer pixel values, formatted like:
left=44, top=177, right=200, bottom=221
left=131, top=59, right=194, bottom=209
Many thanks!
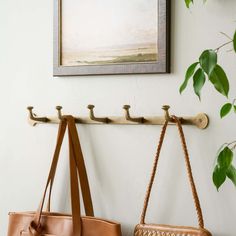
left=232, top=144, right=236, bottom=150
left=215, top=40, right=233, bottom=52
left=227, top=140, right=236, bottom=149
left=220, top=32, right=233, bottom=40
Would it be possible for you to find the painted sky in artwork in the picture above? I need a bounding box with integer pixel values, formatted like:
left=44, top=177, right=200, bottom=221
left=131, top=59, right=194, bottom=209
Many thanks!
left=62, top=0, right=158, bottom=52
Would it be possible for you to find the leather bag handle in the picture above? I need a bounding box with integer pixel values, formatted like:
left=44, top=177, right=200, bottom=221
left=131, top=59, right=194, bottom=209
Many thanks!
left=68, top=121, right=82, bottom=235
left=30, top=119, right=67, bottom=234
left=46, top=117, right=94, bottom=216
left=140, top=116, right=204, bottom=229
left=67, top=116, right=94, bottom=216
left=31, top=116, right=93, bottom=235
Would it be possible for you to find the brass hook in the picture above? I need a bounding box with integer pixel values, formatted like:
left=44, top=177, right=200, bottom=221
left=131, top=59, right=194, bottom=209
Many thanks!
left=123, top=105, right=144, bottom=123
left=87, top=105, right=110, bottom=123
left=56, top=106, right=63, bottom=120
left=162, top=105, right=173, bottom=122
left=27, top=106, right=49, bottom=123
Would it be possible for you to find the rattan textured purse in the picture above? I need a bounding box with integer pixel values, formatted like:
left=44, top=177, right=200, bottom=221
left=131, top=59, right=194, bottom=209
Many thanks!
left=134, top=116, right=212, bottom=236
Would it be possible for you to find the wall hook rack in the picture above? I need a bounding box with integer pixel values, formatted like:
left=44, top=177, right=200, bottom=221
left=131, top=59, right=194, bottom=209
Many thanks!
left=56, top=106, right=63, bottom=120
left=27, top=105, right=209, bottom=129
left=87, top=105, right=110, bottom=123
left=27, top=106, right=49, bottom=124
left=123, top=105, right=144, bottom=123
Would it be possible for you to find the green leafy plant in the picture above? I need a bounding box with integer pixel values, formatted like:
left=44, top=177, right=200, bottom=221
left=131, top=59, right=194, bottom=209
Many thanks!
left=220, top=99, right=236, bottom=118
left=234, top=31, right=236, bottom=52
left=185, top=0, right=207, bottom=8
left=185, top=0, right=194, bottom=8
left=179, top=49, right=230, bottom=100
left=182, top=0, right=236, bottom=190
left=213, top=145, right=236, bottom=190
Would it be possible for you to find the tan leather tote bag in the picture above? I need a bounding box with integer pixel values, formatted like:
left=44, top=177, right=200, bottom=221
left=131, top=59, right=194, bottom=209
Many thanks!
left=134, top=116, right=212, bottom=236
left=8, top=116, right=122, bottom=236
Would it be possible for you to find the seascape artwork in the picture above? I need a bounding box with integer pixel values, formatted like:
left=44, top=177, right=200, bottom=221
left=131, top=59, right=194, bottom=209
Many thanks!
left=61, top=0, right=158, bottom=66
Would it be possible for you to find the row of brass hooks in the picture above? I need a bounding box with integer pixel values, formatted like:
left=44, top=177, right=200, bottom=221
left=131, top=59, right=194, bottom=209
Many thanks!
left=27, top=104, right=172, bottom=124
left=27, top=105, right=209, bottom=129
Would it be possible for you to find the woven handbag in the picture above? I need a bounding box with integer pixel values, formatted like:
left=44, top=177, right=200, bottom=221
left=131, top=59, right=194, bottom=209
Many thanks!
left=8, top=116, right=122, bottom=236
left=134, top=116, right=212, bottom=236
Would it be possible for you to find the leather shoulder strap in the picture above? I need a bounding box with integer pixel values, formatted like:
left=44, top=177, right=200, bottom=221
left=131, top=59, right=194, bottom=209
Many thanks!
left=140, top=116, right=204, bottom=229
left=33, top=119, right=67, bottom=229
left=68, top=119, right=82, bottom=235
left=67, top=116, right=94, bottom=216
left=32, top=116, right=94, bottom=235
left=172, top=116, right=204, bottom=228
left=47, top=117, right=94, bottom=216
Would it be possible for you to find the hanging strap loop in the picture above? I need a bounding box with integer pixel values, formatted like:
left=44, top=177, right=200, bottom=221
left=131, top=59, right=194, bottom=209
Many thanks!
left=140, top=116, right=204, bottom=229
left=46, top=117, right=94, bottom=216
left=32, top=116, right=94, bottom=236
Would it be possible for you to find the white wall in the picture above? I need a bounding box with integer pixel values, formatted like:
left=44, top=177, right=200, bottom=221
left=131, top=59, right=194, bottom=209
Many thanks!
left=1, top=0, right=236, bottom=235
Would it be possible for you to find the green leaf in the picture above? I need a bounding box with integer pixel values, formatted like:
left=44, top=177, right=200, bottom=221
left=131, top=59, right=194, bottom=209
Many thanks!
left=199, top=50, right=217, bottom=75
left=185, top=0, right=193, bottom=8
left=213, top=165, right=226, bottom=191
left=193, top=68, right=206, bottom=100
left=215, top=143, right=228, bottom=163
left=227, top=165, right=236, bottom=187
left=234, top=105, right=236, bottom=113
left=180, top=62, right=199, bottom=94
left=209, top=65, right=229, bottom=97
left=220, top=103, right=232, bottom=118
left=233, top=31, right=236, bottom=53
left=217, top=146, right=233, bottom=170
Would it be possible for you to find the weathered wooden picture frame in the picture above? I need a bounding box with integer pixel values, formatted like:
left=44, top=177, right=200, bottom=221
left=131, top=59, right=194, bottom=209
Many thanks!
left=53, top=0, right=171, bottom=76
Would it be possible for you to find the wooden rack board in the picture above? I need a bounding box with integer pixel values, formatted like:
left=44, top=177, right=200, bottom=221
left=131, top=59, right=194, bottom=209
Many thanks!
left=27, top=105, right=209, bottom=129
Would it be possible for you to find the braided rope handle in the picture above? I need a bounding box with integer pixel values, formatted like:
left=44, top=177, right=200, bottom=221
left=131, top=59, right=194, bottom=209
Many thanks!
left=140, top=116, right=204, bottom=229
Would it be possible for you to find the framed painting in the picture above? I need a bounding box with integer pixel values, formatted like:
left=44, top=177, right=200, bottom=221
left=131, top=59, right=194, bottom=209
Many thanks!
left=53, top=0, right=171, bottom=76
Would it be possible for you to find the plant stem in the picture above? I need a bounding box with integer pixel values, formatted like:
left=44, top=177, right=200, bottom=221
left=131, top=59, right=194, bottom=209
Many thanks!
left=227, top=140, right=236, bottom=150
left=220, top=32, right=233, bottom=41
left=214, top=40, right=233, bottom=52
left=232, top=144, right=236, bottom=150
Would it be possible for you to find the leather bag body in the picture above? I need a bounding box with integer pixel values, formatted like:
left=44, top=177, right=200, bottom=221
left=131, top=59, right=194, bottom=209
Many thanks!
left=134, top=116, right=212, bottom=236
left=8, top=116, right=122, bottom=236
